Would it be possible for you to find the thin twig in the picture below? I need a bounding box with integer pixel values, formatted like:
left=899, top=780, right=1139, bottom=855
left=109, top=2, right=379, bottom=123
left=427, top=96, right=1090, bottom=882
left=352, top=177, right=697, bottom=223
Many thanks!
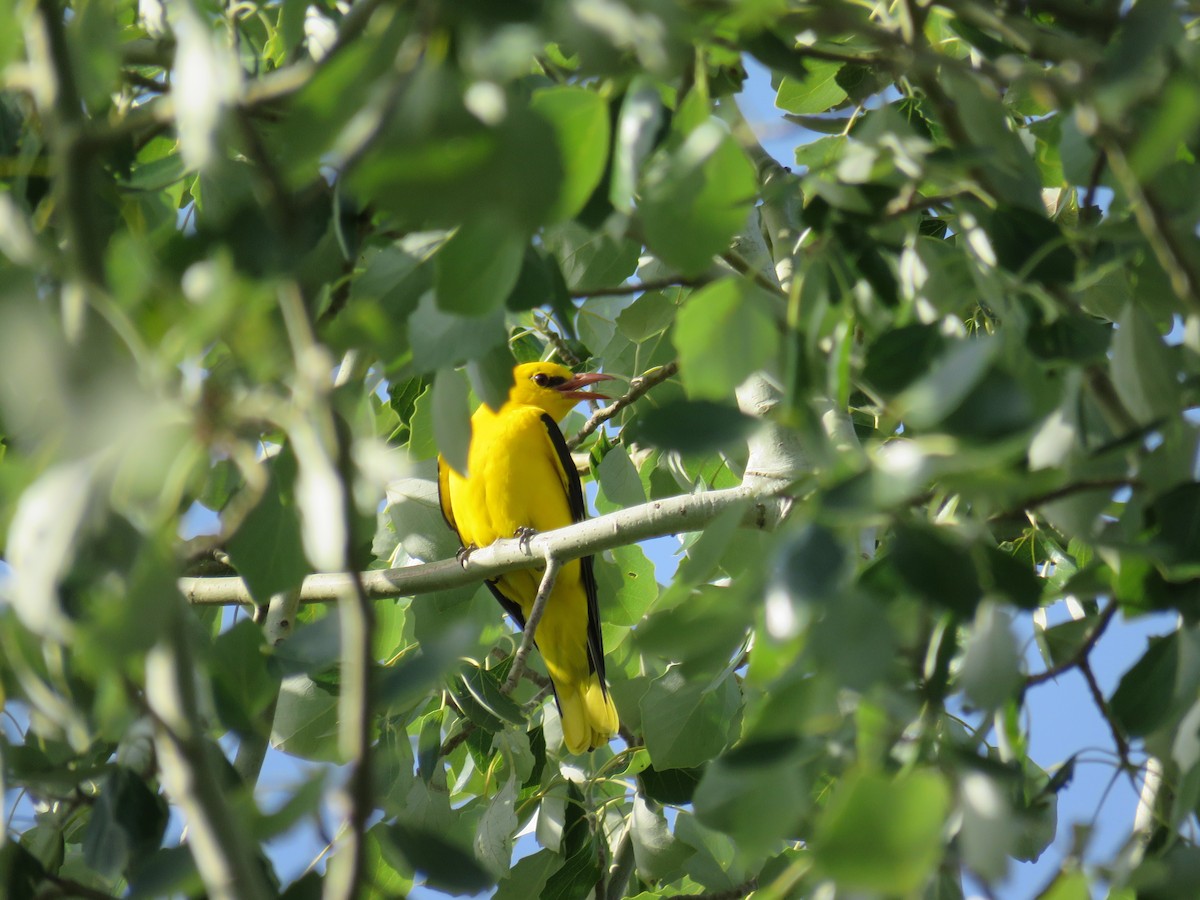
left=502, top=555, right=562, bottom=694
left=1025, top=601, right=1118, bottom=687
left=1104, top=141, right=1200, bottom=314
left=1079, top=656, right=1133, bottom=775
left=567, top=361, right=679, bottom=450
left=570, top=276, right=708, bottom=299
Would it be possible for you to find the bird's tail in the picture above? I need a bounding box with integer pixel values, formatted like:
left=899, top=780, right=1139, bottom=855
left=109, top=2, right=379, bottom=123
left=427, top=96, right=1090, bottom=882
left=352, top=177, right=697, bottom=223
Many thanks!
left=555, top=674, right=619, bottom=754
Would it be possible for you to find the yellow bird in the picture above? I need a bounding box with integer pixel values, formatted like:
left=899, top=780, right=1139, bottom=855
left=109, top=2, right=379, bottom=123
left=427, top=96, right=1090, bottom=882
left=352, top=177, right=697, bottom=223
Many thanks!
left=437, top=361, right=620, bottom=753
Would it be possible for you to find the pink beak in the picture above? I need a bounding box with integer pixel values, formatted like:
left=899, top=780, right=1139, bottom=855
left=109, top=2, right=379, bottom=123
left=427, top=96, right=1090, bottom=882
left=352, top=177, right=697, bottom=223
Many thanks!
left=556, top=372, right=616, bottom=401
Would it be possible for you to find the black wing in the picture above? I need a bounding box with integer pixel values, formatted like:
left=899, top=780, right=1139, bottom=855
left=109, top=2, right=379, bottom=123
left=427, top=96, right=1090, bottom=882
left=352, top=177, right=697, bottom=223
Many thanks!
left=541, top=414, right=607, bottom=687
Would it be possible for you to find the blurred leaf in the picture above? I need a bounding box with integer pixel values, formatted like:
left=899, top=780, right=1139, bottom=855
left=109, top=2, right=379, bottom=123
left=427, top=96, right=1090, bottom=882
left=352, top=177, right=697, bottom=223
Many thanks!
left=813, top=768, right=951, bottom=894
left=474, top=776, right=519, bottom=877
left=628, top=399, right=758, bottom=455
left=639, top=123, right=757, bottom=276
left=776, top=61, right=848, bottom=115
left=1112, top=302, right=1181, bottom=425
left=226, top=450, right=309, bottom=604
left=640, top=668, right=738, bottom=769
left=211, top=618, right=280, bottom=734
left=409, top=293, right=507, bottom=374
left=673, top=279, right=781, bottom=400
left=434, top=218, right=527, bottom=316
left=531, top=87, right=611, bottom=223
left=693, top=739, right=807, bottom=854
left=939, top=69, right=1043, bottom=210
left=1111, top=633, right=1178, bottom=738
left=890, top=522, right=982, bottom=614
left=610, top=77, right=665, bottom=213
left=631, top=795, right=695, bottom=881
left=432, top=367, right=472, bottom=477
left=388, top=823, right=494, bottom=895
left=959, top=604, right=1022, bottom=711
left=83, top=768, right=168, bottom=879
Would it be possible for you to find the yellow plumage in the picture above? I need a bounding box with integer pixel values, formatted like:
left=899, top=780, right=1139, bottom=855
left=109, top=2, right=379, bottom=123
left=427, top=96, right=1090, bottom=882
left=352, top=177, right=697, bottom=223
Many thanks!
left=437, top=361, right=620, bottom=753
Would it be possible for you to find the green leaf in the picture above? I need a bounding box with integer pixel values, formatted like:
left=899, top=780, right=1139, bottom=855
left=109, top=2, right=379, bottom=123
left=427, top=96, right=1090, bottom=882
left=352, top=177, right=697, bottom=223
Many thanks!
left=272, top=673, right=341, bottom=761
left=543, top=222, right=641, bottom=292
left=596, top=543, right=659, bottom=627
left=211, top=618, right=280, bottom=734
left=541, top=836, right=601, bottom=900
left=83, top=768, right=168, bottom=879
left=639, top=123, right=757, bottom=276
left=631, top=795, right=695, bottom=881
left=457, top=662, right=526, bottom=727
left=863, top=325, right=948, bottom=397
left=938, top=69, right=1043, bottom=210
left=673, top=279, right=781, bottom=400
left=1110, top=633, right=1178, bottom=738
left=959, top=604, right=1022, bottom=711
left=226, top=449, right=308, bottom=604
left=693, top=740, right=807, bottom=854
left=388, top=823, right=494, bottom=895
left=434, top=217, right=528, bottom=316
left=775, top=60, right=848, bottom=115
left=638, top=765, right=704, bottom=805
left=629, top=400, right=758, bottom=455
left=813, top=768, right=951, bottom=894
left=639, top=668, right=738, bottom=769
left=409, top=293, right=508, bottom=374
left=474, top=776, right=519, bottom=877
left=596, top=444, right=646, bottom=510
left=1037, top=871, right=1092, bottom=900
left=890, top=522, right=982, bottom=614
left=1112, top=302, right=1181, bottom=425
left=432, top=367, right=472, bottom=477
left=774, top=524, right=850, bottom=606
left=531, top=87, right=611, bottom=223
left=895, top=335, right=999, bottom=431
left=635, top=584, right=752, bottom=675
left=610, top=78, right=665, bottom=214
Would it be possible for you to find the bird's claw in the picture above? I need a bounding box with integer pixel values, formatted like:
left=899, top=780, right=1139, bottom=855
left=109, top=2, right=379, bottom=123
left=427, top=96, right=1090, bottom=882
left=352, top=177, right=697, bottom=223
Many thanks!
left=455, top=544, right=478, bottom=567
left=514, top=526, right=538, bottom=554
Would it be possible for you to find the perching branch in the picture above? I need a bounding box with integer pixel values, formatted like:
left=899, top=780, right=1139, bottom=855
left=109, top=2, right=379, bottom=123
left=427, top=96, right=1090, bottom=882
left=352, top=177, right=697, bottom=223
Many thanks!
left=502, top=553, right=562, bottom=694
left=179, top=484, right=787, bottom=607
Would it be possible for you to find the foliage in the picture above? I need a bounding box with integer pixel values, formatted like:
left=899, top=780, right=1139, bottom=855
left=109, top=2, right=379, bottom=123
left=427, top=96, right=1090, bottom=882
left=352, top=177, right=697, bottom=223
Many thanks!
left=3, top=0, right=1200, bottom=898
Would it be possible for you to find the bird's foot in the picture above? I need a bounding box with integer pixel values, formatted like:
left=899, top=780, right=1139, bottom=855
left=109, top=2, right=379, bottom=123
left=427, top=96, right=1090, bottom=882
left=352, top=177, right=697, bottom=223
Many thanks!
left=514, top=526, right=538, bottom=554
left=455, top=544, right=478, bottom=567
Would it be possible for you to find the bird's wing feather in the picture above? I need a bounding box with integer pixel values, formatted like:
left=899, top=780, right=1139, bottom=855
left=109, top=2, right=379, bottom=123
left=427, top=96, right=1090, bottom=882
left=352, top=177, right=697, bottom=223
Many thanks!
left=540, top=414, right=607, bottom=685
left=436, top=455, right=457, bottom=533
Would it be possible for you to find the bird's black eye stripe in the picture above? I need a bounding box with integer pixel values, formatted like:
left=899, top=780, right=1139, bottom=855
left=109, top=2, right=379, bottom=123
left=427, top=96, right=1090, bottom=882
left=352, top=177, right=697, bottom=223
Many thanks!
left=532, top=373, right=569, bottom=388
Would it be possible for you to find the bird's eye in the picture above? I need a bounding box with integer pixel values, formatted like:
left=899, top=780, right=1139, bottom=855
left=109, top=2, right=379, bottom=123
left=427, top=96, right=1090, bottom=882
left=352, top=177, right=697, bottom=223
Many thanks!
left=532, top=373, right=550, bottom=387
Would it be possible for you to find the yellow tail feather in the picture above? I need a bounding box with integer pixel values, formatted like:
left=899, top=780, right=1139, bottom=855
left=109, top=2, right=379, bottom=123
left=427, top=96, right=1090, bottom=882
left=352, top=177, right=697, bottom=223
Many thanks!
left=556, top=676, right=619, bottom=754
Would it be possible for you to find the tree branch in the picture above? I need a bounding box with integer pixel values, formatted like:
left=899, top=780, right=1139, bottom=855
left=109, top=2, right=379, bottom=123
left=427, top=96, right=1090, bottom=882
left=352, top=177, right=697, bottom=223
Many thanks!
left=502, top=553, right=561, bottom=694
left=1025, top=601, right=1117, bottom=687
left=567, top=362, right=679, bottom=450
left=144, top=610, right=273, bottom=900
left=569, top=277, right=708, bottom=299
left=179, top=484, right=786, bottom=607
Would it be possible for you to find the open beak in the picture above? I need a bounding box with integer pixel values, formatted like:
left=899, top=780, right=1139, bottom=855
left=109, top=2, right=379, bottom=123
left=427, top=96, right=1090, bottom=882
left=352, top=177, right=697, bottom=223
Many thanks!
left=555, top=372, right=616, bottom=401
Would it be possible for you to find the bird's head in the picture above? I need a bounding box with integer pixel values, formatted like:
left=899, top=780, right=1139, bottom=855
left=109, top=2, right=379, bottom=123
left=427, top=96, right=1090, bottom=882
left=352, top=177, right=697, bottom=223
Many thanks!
left=510, top=361, right=615, bottom=421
